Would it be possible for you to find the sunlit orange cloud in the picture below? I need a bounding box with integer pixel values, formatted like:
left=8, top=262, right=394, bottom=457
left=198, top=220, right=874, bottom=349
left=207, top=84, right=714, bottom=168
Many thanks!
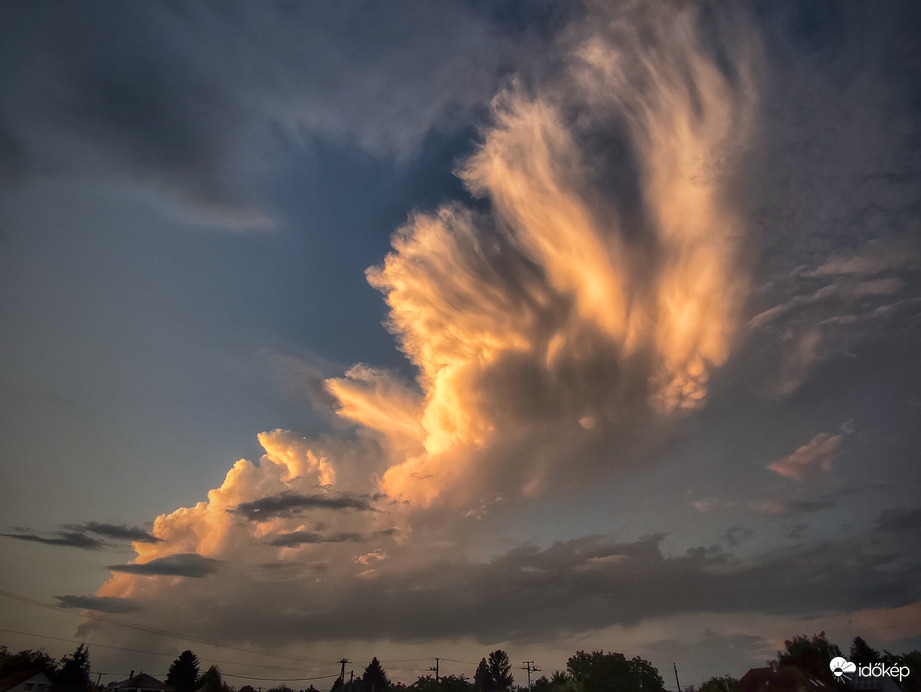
left=767, top=433, right=842, bottom=481
left=97, top=430, right=391, bottom=600
left=99, top=3, right=760, bottom=601
left=326, top=364, right=426, bottom=457
left=329, top=3, right=759, bottom=505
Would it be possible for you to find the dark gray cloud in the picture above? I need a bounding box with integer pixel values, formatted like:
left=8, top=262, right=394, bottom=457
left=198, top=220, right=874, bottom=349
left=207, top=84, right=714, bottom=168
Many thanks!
left=231, top=491, right=375, bottom=521
left=721, top=525, right=755, bottom=547
left=107, top=553, right=221, bottom=578
left=752, top=497, right=835, bottom=516
left=56, top=594, right=141, bottom=614
left=0, top=0, right=518, bottom=230
left=268, top=531, right=366, bottom=547
left=68, top=522, right=161, bottom=543
left=1, top=523, right=159, bottom=550
left=1, top=531, right=104, bottom=550
left=170, top=533, right=919, bottom=648
left=268, top=526, right=397, bottom=547
left=783, top=523, right=809, bottom=540
left=876, top=507, right=921, bottom=532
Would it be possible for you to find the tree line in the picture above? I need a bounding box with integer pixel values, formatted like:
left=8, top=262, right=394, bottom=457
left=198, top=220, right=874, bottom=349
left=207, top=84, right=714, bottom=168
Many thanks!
left=3, top=632, right=919, bottom=692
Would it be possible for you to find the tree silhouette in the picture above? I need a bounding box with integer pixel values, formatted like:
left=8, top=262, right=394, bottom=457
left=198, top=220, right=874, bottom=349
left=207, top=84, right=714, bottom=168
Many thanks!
left=267, top=686, right=294, bottom=692
left=198, top=665, right=231, bottom=692
left=566, top=651, right=664, bottom=692
left=167, top=650, right=201, bottom=692
left=55, top=644, right=91, bottom=692
left=440, top=675, right=472, bottom=692
left=776, top=632, right=842, bottom=686
left=474, top=659, right=493, bottom=692
left=850, top=638, right=880, bottom=666
left=698, top=676, right=740, bottom=692
left=0, top=646, right=60, bottom=681
left=486, top=651, right=513, bottom=691
left=549, top=671, right=572, bottom=689
left=362, top=658, right=390, bottom=692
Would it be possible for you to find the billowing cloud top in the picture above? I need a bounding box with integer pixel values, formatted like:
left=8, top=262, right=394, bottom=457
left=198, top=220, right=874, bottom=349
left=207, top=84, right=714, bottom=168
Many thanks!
left=326, top=2, right=758, bottom=507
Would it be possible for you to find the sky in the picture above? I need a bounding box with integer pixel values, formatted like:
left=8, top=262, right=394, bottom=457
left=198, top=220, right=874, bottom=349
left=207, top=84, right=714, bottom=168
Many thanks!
left=1, top=0, right=920, bottom=688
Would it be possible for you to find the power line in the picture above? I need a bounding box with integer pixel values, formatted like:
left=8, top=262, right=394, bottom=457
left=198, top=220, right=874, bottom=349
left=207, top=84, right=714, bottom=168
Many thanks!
left=221, top=673, right=341, bottom=682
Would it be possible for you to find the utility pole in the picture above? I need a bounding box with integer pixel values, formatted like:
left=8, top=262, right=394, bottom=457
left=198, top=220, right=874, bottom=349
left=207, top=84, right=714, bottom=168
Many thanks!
left=338, top=659, right=350, bottom=690
left=673, top=663, right=681, bottom=692
left=522, top=662, right=540, bottom=692
left=428, top=658, right=440, bottom=684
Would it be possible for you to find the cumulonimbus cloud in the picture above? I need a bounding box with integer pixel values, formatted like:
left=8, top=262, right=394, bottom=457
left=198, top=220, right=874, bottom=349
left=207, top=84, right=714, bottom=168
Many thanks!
left=91, top=0, right=771, bottom=645
left=325, top=2, right=758, bottom=506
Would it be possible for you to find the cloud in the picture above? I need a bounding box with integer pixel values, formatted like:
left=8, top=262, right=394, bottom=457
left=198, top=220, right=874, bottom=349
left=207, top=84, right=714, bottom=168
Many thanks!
left=56, top=594, right=141, bottom=613
left=750, top=498, right=834, bottom=516
left=107, top=553, right=221, bottom=578
left=354, top=549, right=388, bottom=566
left=767, top=433, right=842, bottom=481
left=68, top=522, right=161, bottom=543
left=1, top=522, right=160, bottom=550
left=783, top=523, right=809, bottom=540
left=1, top=531, right=104, bottom=550
left=875, top=508, right=921, bottom=532
left=87, top=534, right=920, bottom=648
left=738, top=1, right=921, bottom=400
left=804, top=239, right=921, bottom=278
left=232, top=491, right=376, bottom=522
left=722, top=526, right=755, bottom=547
left=0, top=1, right=516, bottom=230
left=77, top=1, right=921, bottom=664
left=267, top=530, right=366, bottom=547
left=693, top=498, right=731, bottom=513
left=324, top=0, right=761, bottom=507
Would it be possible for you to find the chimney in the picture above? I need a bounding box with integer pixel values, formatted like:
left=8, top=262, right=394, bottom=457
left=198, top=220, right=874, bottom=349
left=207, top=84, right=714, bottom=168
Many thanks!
left=129, top=671, right=135, bottom=681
